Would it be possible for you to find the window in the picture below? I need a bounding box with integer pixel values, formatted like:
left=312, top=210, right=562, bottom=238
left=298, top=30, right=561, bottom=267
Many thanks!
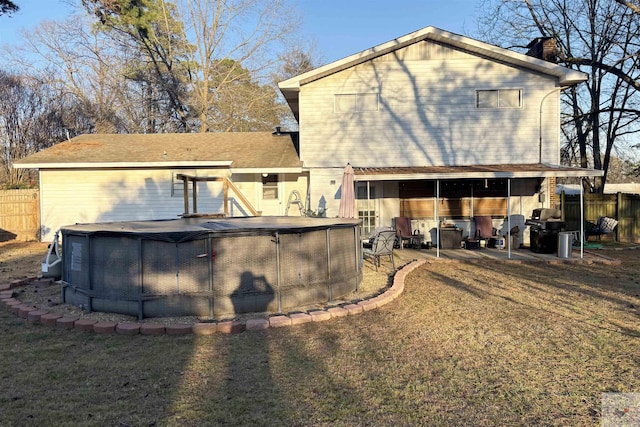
left=356, top=184, right=376, bottom=199
left=357, top=93, right=379, bottom=111
left=335, top=94, right=356, bottom=113
left=476, top=89, right=522, bottom=109
left=262, top=174, right=278, bottom=199
left=334, top=93, right=379, bottom=113
left=358, top=210, right=376, bottom=236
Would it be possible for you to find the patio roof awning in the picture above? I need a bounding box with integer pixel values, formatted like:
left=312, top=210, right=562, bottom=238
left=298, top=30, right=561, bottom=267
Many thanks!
left=353, top=163, right=604, bottom=181
left=352, top=163, right=598, bottom=260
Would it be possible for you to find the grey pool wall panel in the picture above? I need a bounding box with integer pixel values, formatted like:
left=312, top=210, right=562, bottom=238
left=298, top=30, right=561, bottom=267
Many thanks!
left=61, top=217, right=362, bottom=319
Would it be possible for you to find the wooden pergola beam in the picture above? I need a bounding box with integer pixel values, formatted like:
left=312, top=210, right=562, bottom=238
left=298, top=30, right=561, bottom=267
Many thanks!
left=176, top=174, right=259, bottom=217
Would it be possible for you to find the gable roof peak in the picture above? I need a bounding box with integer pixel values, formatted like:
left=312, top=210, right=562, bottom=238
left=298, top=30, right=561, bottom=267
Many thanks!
left=278, top=25, right=587, bottom=118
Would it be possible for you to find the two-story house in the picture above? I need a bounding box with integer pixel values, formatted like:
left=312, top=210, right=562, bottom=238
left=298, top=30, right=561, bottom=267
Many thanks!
left=278, top=27, right=601, bottom=242
left=15, top=26, right=601, bottom=243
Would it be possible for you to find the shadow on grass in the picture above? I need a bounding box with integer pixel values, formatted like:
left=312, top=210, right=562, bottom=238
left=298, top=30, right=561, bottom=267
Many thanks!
left=418, top=260, right=640, bottom=339
left=2, top=252, right=640, bottom=425
left=161, top=271, right=295, bottom=426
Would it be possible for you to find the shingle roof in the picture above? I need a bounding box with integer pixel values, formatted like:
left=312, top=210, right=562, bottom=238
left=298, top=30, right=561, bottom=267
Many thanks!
left=14, top=132, right=302, bottom=170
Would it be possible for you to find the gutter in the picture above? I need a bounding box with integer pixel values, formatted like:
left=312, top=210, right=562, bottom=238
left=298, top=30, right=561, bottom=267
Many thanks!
left=13, top=161, right=233, bottom=169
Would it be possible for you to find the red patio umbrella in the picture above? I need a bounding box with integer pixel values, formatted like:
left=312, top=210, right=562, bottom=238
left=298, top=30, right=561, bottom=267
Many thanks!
left=338, top=163, right=356, bottom=218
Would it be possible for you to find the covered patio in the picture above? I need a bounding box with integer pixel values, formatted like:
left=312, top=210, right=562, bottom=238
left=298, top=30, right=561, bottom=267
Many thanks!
left=354, top=163, right=604, bottom=260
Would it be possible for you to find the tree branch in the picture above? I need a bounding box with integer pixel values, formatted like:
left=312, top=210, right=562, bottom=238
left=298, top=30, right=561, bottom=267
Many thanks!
left=613, top=0, right=640, bottom=14
left=559, top=55, right=640, bottom=91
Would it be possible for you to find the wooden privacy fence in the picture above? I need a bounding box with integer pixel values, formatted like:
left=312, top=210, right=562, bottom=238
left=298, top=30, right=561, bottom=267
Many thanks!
left=0, top=189, right=40, bottom=241
left=561, top=192, right=640, bottom=243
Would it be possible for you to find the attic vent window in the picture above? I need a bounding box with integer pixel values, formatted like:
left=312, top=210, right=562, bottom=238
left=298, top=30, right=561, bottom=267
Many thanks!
left=334, top=93, right=379, bottom=113
left=476, top=89, right=522, bottom=109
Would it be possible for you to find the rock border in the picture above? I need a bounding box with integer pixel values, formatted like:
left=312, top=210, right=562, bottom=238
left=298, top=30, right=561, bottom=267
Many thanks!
left=0, top=253, right=624, bottom=337
left=0, top=260, right=425, bottom=336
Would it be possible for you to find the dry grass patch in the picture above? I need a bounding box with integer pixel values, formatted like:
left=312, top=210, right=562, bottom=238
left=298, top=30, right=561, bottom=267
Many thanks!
left=387, top=253, right=640, bottom=425
left=1, top=242, right=639, bottom=425
left=0, top=241, right=48, bottom=282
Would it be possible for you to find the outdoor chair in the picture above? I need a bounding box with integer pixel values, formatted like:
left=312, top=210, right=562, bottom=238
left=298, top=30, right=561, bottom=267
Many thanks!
left=586, top=216, right=618, bottom=241
left=394, top=216, right=413, bottom=248
left=363, top=230, right=396, bottom=271
left=363, top=226, right=395, bottom=249
left=473, top=216, right=496, bottom=248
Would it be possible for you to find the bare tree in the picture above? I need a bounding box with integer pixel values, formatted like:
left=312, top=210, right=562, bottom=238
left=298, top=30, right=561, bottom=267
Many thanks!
left=273, top=45, right=320, bottom=130
left=2, top=0, right=312, bottom=151
left=14, top=19, right=132, bottom=133
left=177, top=0, right=299, bottom=132
left=478, top=0, right=640, bottom=192
left=276, top=46, right=317, bottom=81
left=606, top=154, right=640, bottom=182
left=0, top=71, right=84, bottom=186
left=82, top=0, right=303, bottom=132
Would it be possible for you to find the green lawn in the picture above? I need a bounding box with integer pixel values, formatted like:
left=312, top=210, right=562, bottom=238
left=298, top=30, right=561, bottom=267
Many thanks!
left=1, top=251, right=639, bottom=426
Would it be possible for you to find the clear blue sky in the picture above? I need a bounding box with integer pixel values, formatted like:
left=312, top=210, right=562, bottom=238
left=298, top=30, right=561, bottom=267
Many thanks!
left=0, top=0, right=481, bottom=64
left=298, top=0, right=481, bottom=63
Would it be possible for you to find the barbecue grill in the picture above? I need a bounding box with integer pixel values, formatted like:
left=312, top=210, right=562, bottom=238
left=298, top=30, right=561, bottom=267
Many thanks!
left=525, top=208, right=565, bottom=253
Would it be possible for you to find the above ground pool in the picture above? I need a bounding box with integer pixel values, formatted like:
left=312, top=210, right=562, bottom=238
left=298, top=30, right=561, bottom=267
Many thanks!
left=60, top=216, right=362, bottom=319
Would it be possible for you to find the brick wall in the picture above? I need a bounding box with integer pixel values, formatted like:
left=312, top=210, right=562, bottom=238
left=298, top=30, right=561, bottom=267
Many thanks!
left=549, top=177, right=557, bottom=208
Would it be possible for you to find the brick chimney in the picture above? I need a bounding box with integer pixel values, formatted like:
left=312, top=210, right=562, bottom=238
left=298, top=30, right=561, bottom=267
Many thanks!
left=526, top=37, right=558, bottom=63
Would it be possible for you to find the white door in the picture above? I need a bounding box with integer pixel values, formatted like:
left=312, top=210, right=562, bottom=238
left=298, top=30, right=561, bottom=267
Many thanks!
left=356, top=182, right=381, bottom=237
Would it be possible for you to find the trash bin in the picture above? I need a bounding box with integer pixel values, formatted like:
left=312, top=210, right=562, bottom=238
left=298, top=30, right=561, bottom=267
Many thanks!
left=511, top=234, right=520, bottom=249
left=557, top=231, right=573, bottom=259
left=439, top=228, right=463, bottom=249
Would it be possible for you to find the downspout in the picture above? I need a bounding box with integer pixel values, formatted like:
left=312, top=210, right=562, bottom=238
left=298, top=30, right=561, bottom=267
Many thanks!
left=436, top=180, right=440, bottom=258
left=507, top=179, right=512, bottom=259
left=580, top=180, right=584, bottom=259
left=305, top=171, right=311, bottom=215
left=367, top=181, right=371, bottom=228
left=539, top=87, right=563, bottom=164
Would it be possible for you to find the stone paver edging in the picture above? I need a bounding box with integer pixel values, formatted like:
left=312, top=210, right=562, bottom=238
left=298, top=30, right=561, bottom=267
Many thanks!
left=0, top=252, right=623, bottom=337
left=0, top=259, right=426, bottom=337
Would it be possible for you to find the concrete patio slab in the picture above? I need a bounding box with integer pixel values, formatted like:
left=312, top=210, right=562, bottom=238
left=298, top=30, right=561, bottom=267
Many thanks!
left=394, top=246, right=611, bottom=264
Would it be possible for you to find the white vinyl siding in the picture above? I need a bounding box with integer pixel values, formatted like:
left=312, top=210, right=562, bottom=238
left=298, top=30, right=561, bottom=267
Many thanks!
left=38, top=169, right=222, bottom=240
left=38, top=169, right=307, bottom=241
left=298, top=40, right=561, bottom=168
